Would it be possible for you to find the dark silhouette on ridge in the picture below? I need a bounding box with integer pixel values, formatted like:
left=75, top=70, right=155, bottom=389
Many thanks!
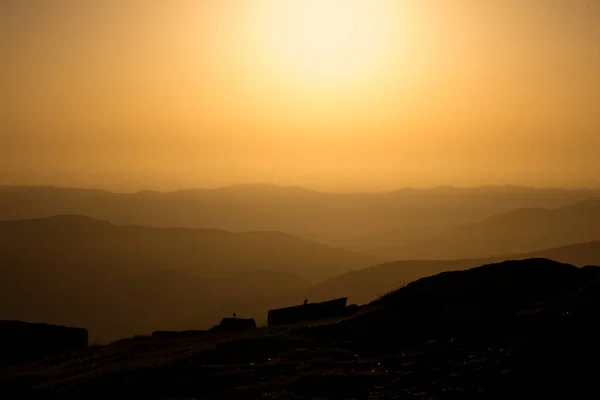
left=268, top=297, right=348, bottom=326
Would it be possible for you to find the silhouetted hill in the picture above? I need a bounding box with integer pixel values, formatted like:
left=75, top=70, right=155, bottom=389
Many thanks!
left=323, top=259, right=600, bottom=354
left=2, top=185, right=598, bottom=257
left=3, top=259, right=600, bottom=398
left=385, top=198, right=600, bottom=259
left=0, top=215, right=376, bottom=342
left=310, top=241, right=600, bottom=304
left=371, top=258, right=590, bottom=309
left=228, top=241, right=600, bottom=321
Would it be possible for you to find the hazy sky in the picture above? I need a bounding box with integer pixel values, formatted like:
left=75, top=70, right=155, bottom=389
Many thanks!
left=2, top=0, right=599, bottom=192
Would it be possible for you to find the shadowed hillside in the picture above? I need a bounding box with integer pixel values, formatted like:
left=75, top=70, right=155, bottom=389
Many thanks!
left=0, top=215, right=376, bottom=281
left=0, top=215, right=376, bottom=342
left=2, top=259, right=600, bottom=398
left=227, top=241, right=600, bottom=321
left=306, top=241, right=600, bottom=305
left=2, top=185, right=598, bottom=257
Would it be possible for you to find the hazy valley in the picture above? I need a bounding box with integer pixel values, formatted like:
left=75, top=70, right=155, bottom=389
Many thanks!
left=2, top=185, right=600, bottom=344
left=3, top=184, right=600, bottom=259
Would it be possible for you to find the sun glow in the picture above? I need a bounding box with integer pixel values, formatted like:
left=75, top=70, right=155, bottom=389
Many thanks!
left=260, top=0, right=397, bottom=84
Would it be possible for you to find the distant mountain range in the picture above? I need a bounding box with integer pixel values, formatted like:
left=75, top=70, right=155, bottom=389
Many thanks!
left=2, top=184, right=599, bottom=257
left=0, top=215, right=376, bottom=342
left=384, top=197, right=600, bottom=259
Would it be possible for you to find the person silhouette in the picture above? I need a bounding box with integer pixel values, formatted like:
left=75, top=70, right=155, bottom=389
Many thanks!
left=303, top=299, right=308, bottom=305
left=233, top=312, right=237, bottom=318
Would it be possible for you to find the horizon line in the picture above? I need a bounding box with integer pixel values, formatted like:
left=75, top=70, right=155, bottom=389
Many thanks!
left=1, top=182, right=599, bottom=196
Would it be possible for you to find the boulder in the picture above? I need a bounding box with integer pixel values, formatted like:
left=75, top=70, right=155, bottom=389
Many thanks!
left=268, top=298, right=348, bottom=326
left=0, top=320, right=88, bottom=366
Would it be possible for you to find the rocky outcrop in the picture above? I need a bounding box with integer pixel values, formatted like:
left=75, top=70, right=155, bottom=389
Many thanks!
left=0, top=320, right=88, bottom=366
left=268, top=298, right=348, bottom=326
left=344, top=304, right=360, bottom=317
left=210, top=318, right=257, bottom=333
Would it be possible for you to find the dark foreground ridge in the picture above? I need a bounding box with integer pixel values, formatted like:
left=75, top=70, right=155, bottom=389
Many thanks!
left=0, top=321, right=88, bottom=367
left=2, top=258, right=600, bottom=399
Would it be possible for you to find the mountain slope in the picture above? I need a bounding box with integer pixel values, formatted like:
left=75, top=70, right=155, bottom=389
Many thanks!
left=233, top=241, right=600, bottom=317
left=0, top=215, right=377, bottom=281
left=0, top=215, right=376, bottom=342
left=312, top=241, right=600, bottom=305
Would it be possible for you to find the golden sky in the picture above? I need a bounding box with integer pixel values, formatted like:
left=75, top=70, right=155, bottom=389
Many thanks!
left=2, top=0, right=599, bottom=192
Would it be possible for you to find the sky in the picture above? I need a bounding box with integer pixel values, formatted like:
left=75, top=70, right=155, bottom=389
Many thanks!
left=1, top=0, right=599, bottom=192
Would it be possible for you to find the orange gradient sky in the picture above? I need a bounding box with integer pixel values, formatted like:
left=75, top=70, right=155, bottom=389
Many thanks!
left=2, top=0, right=599, bottom=192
